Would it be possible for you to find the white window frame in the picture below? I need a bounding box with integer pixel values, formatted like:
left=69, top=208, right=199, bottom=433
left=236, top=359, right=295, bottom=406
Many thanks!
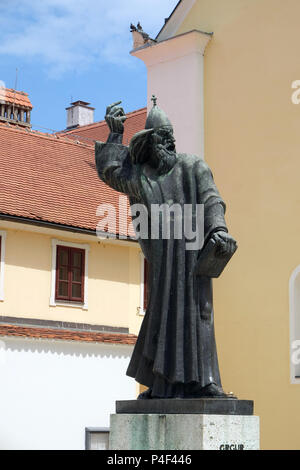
left=0, top=230, right=6, bottom=301
left=289, top=264, right=300, bottom=383
left=50, top=239, right=90, bottom=310
left=85, top=427, right=110, bottom=450
left=138, top=253, right=146, bottom=316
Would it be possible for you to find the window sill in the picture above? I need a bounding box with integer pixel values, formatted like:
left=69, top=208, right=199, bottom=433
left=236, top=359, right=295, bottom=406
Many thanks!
left=50, top=300, right=88, bottom=310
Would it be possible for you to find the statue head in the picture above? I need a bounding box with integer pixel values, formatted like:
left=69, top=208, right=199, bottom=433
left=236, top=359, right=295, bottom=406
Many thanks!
left=129, top=96, right=176, bottom=174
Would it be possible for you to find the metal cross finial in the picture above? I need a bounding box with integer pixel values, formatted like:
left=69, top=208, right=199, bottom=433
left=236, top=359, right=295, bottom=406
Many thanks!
left=151, top=95, right=157, bottom=107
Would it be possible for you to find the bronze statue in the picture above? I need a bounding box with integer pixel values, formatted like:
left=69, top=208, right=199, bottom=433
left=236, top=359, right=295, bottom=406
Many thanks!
left=95, top=98, right=237, bottom=399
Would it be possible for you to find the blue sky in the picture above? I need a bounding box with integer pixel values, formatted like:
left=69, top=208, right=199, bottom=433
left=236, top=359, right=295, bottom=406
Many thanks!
left=0, top=0, right=178, bottom=132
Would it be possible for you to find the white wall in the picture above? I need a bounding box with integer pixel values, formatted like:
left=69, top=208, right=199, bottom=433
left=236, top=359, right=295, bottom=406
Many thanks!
left=0, top=336, right=135, bottom=450
left=131, top=30, right=211, bottom=158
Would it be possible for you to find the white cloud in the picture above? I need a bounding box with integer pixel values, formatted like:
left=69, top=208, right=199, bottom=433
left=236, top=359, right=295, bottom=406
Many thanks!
left=0, top=0, right=178, bottom=77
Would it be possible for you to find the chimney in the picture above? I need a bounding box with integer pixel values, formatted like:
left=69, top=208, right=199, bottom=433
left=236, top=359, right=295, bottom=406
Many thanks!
left=66, top=100, right=95, bottom=129
left=0, top=87, right=33, bottom=127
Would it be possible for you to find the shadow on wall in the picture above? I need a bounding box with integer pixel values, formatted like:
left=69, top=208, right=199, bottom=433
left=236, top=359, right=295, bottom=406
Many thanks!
left=0, top=335, right=133, bottom=360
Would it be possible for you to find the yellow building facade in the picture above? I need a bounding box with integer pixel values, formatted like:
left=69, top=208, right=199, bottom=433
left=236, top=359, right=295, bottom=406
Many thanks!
left=0, top=221, right=142, bottom=334
left=152, top=0, right=300, bottom=450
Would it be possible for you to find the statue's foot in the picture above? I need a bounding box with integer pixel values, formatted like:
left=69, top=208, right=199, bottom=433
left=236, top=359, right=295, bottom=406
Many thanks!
left=185, top=382, right=232, bottom=398
left=198, top=383, right=227, bottom=398
left=137, top=388, right=153, bottom=399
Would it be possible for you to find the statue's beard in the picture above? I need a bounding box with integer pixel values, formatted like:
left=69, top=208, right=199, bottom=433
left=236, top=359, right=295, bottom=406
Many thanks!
left=153, top=143, right=177, bottom=175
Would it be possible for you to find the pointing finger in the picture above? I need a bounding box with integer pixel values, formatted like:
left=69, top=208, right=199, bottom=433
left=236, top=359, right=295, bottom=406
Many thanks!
left=106, top=101, right=122, bottom=115
left=109, top=101, right=122, bottom=109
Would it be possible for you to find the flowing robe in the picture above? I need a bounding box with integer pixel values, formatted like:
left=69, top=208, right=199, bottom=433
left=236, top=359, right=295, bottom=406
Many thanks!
left=95, top=133, right=228, bottom=397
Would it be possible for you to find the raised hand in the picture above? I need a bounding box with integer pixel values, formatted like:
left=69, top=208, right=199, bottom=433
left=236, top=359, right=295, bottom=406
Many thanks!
left=105, top=101, right=127, bottom=134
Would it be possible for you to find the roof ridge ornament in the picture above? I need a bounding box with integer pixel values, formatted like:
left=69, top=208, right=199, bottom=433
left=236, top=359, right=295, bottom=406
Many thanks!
left=130, top=22, right=157, bottom=50
left=151, top=95, right=157, bottom=107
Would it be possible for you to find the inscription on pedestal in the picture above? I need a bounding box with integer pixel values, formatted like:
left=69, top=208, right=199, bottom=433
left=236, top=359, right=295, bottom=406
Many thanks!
left=219, top=444, right=245, bottom=450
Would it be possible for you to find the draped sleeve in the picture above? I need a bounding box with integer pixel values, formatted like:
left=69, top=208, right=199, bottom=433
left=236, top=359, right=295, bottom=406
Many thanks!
left=95, top=133, right=140, bottom=198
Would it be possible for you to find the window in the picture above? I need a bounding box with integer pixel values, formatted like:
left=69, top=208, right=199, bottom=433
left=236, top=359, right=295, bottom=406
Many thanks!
left=0, top=231, right=6, bottom=301
left=56, top=246, right=85, bottom=302
left=50, top=239, right=89, bottom=309
left=139, top=254, right=149, bottom=315
left=85, top=428, right=109, bottom=450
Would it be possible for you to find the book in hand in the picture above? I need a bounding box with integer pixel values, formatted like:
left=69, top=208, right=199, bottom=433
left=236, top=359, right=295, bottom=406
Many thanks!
left=194, top=237, right=237, bottom=278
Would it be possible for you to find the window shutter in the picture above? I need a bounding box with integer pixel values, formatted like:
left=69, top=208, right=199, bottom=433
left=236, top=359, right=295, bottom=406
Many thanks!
left=56, top=246, right=70, bottom=300
left=70, top=248, right=84, bottom=302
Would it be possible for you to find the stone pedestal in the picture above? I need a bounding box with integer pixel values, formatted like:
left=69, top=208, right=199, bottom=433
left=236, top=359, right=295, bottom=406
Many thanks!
left=109, top=399, right=260, bottom=450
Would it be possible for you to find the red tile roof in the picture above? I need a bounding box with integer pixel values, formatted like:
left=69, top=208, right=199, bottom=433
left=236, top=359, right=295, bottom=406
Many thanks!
left=0, top=115, right=145, bottom=237
left=60, top=107, right=147, bottom=146
left=0, top=88, right=33, bottom=109
left=0, top=323, right=137, bottom=345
